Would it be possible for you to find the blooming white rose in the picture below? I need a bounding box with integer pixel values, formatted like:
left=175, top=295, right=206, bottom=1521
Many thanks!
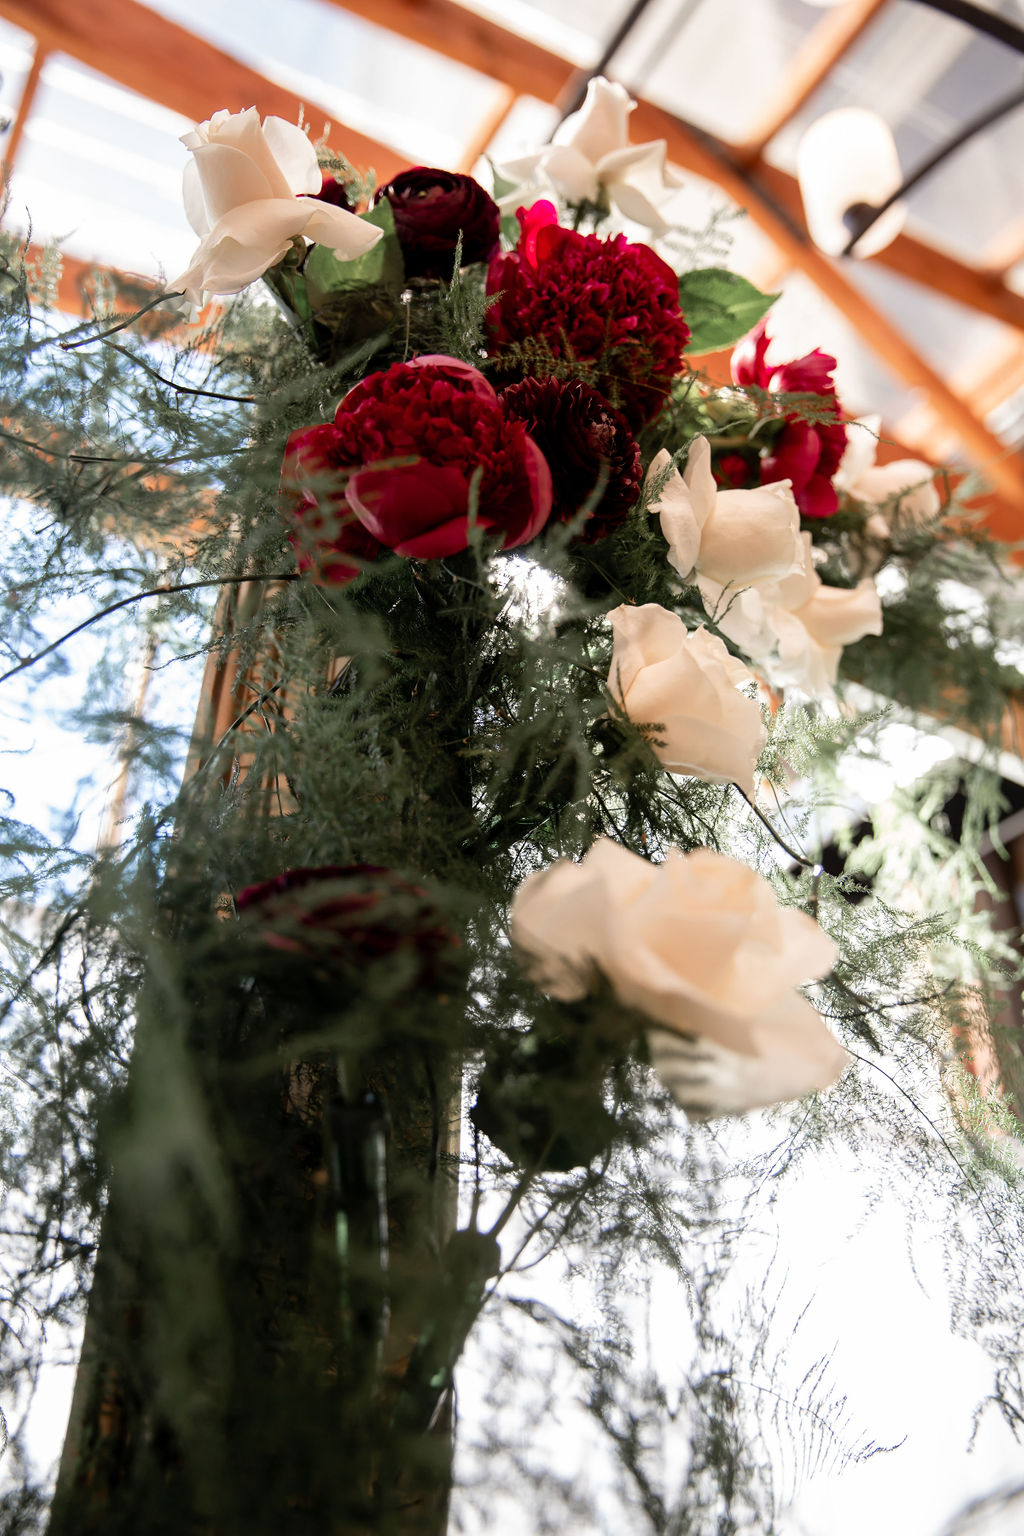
left=607, top=605, right=765, bottom=794
left=649, top=437, right=803, bottom=589
left=510, top=838, right=847, bottom=1117
left=700, top=533, right=883, bottom=698
left=499, top=77, right=682, bottom=235
left=169, top=107, right=381, bottom=306
left=836, top=415, right=940, bottom=528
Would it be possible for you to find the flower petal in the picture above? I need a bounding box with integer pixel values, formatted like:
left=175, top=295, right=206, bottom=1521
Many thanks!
left=261, top=114, right=322, bottom=195
left=295, top=198, right=384, bottom=260
left=187, top=142, right=277, bottom=229
left=553, top=76, right=633, bottom=164
left=346, top=460, right=471, bottom=558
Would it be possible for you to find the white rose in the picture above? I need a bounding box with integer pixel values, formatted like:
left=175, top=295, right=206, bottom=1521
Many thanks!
left=836, top=416, right=940, bottom=526
left=607, top=605, right=766, bottom=795
left=700, top=533, right=883, bottom=698
left=499, top=77, right=682, bottom=235
left=510, top=839, right=847, bottom=1117
left=169, top=107, right=381, bottom=305
left=649, top=437, right=803, bottom=589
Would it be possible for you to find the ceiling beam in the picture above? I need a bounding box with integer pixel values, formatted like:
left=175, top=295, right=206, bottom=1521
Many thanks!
left=733, top=0, right=891, bottom=165
left=1, top=40, right=47, bottom=181
left=323, top=0, right=575, bottom=101
left=0, top=0, right=408, bottom=180
left=751, top=160, right=1024, bottom=332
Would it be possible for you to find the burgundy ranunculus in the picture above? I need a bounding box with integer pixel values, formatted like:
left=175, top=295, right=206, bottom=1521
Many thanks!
left=281, top=423, right=383, bottom=585
left=317, top=354, right=552, bottom=559
left=500, top=375, right=642, bottom=542
left=731, top=318, right=847, bottom=519
left=237, top=864, right=458, bottom=983
left=375, top=167, right=500, bottom=280
left=486, top=201, right=690, bottom=428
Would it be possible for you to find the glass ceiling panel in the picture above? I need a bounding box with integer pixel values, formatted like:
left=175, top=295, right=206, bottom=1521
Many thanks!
left=5, top=53, right=195, bottom=278
left=149, top=0, right=506, bottom=167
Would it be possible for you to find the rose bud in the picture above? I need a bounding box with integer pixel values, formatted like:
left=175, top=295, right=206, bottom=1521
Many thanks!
left=606, top=604, right=766, bottom=795
left=375, top=167, right=500, bottom=280
left=500, top=376, right=642, bottom=542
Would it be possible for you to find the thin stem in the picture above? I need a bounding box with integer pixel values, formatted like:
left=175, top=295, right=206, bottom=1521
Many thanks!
left=105, top=341, right=256, bottom=403
left=485, top=1131, right=558, bottom=1242
left=57, top=292, right=186, bottom=350
left=732, top=784, right=817, bottom=868
left=0, top=573, right=299, bottom=687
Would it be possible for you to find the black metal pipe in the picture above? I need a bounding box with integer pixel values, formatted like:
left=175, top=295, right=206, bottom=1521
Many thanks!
left=555, top=0, right=663, bottom=121
left=905, top=0, right=1024, bottom=56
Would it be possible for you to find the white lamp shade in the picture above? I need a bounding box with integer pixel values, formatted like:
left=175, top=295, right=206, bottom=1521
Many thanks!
left=797, top=108, right=906, bottom=257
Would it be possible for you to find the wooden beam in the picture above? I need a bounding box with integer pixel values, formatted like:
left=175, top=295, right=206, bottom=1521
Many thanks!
left=456, top=85, right=517, bottom=176
left=0, top=0, right=407, bottom=180
left=327, top=0, right=574, bottom=102
left=734, top=0, right=891, bottom=165
left=736, top=160, right=1024, bottom=335
left=1, top=41, right=48, bottom=181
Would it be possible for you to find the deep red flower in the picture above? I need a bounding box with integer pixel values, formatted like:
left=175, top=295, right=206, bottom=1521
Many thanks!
left=280, top=423, right=384, bottom=586
left=375, top=166, right=500, bottom=280
left=486, top=201, right=690, bottom=428
left=500, top=375, right=642, bottom=541
left=326, top=354, right=552, bottom=559
left=313, top=176, right=354, bottom=211
left=712, top=451, right=756, bottom=491
left=731, top=318, right=847, bottom=519
left=237, top=864, right=458, bottom=982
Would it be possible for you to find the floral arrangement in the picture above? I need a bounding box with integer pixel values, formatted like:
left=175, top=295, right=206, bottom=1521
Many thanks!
left=8, top=74, right=1024, bottom=1536
left=163, top=86, right=904, bottom=1120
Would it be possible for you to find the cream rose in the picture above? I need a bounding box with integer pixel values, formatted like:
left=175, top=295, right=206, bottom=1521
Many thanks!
left=649, top=436, right=803, bottom=589
left=700, top=533, right=883, bottom=698
left=510, top=839, right=847, bottom=1117
left=836, top=416, right=940, bottom=528
left=498, top=76, right=682, bottom=235
left=607, top=605, right=765, bottom=795
left=169, top=107, right=381, bottom=306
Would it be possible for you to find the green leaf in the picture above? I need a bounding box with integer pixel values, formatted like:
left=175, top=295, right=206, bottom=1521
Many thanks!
left=303, top=200, right=405, bottom=308
left=678, top=268, right=778, bottom=356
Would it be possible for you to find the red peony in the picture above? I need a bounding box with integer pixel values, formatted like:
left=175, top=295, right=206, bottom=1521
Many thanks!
left=281, top=422, right=384, bottom=585
left=500, top=375, right=642, bottom=541
left=731, top=318, right=847, bottom=519
left=486, top=202, right=690, bottom=428
left=326, top=354, right=552, bottom=559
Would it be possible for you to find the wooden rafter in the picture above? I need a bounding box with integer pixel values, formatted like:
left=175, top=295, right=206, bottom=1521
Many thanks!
left=0, top=0, right=407, bottom=180
left=733, top=0, right=891, bottom=164
left=0, top=40, right=48, bottom=180
left=750, top=160, right=1024, bottom=332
